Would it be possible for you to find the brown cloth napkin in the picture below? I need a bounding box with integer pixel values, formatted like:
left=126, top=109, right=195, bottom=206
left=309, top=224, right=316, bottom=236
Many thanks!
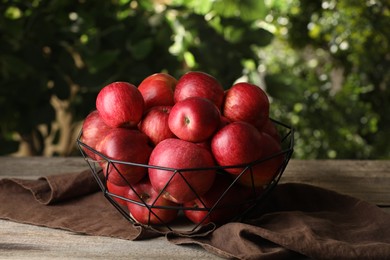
left=1, top=170, right=389, bottom=259
left=0, top=170, right=158, bottom=240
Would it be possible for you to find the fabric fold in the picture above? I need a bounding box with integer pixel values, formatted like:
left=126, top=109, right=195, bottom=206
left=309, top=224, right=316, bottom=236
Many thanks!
left=5, top=170, right=102, bottom=205
left=167, top=183, right=390, bottom=259
left=0, top=170, right=157, bottom=240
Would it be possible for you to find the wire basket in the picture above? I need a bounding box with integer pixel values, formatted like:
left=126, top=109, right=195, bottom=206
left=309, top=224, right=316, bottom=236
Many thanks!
left=76, top=119, right=294, bottom=233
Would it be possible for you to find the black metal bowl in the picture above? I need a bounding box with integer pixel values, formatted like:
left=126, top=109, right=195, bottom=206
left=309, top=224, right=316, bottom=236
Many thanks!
left=76, top=119, right=294, bottom=233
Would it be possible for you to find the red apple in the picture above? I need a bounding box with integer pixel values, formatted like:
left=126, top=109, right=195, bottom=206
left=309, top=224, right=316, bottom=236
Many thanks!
left=218, top=115, right=231, bottom=130
left=195, top=140, right=211, bottom=151
left=138, top=73, right=177, bottom=110
left=97, top=128, right=153, bottom=186
left=238, top=133, right=284, bottom=187
left=106, top=180, right=130, bottom=206
left=80, top=110, right=111, bottom=160
left=168, top=97, right=220, bottom=142
left=174, top=71, right=225, bottom=109
left=211, top=121, right=263, bottom=175
left=126, top=178, right=179, bottom=225
left=223, top=82, right=270, bottom=129
left=148, top=138, right=216, bottom=204
left=183, top=174, right=249, bottom=225
left=96, top=81, right=144, bottom=128
left=260, top=118, right=281, bottom=143
left=139, top=106, right=175, bottom=146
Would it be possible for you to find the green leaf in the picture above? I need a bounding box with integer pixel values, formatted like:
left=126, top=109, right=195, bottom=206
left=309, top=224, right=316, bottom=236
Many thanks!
left=4, top=6, right=23, bottom=20
left=171, top=0, right=213, bottom=14
left=138, top=0, right=155, bottom=11
left=223, top=26, right=245, bottom=43
left=191, top=0, right=214, bottom=15
left=213, top=0, right=267, bottom=21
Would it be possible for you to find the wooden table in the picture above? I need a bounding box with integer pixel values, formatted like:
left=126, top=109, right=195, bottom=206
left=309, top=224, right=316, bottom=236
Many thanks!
left=1, top=157, right=389, bottom=259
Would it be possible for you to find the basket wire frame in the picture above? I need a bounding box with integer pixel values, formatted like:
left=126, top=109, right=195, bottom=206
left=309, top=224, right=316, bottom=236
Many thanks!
left=76, top=119, right=294, bottom=232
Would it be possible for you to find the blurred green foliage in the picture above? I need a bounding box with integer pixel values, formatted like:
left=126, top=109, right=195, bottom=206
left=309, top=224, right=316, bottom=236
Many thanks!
left=262, top=0, right=390, bottom=159
left=0, top=0, right=389, bottom=158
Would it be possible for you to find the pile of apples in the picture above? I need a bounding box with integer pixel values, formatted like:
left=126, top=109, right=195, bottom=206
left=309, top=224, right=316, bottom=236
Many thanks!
left=80, top=71, right=285, bottom=227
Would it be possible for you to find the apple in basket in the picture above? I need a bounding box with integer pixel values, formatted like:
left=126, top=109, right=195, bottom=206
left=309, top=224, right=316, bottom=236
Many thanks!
left=80, top=110, right=111, bottom=160
left=212, top=121, right=284, bottom=188
left=211, top=121, right=264, bottom=182
left=96, top=81, right=144, bottom=128
left=148, top=138, right=216, bottom=204
left=139, top=105, right=175, bottom=146
left=126, top=178, right=179, bottom=225
left=237, top=132, right=284, bottom=188
left=168, top=97, right=221, bottom=143
left=138, top=73, right=177, bottom=110
left=97, top=128, right=153, bottom=186
left=218, top=115, right=231, bottom=130
left=174, top=71, right=225, bottom=109
left=183, top=174, right=250, bottom=225
left=106, top=180, right=130, bottom=206
left=223, top=82, right=270, bottom=130
left=260, top=118, right=281, bottom=143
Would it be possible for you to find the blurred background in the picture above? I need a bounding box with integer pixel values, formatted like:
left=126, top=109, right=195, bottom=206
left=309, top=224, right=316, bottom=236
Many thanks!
left=1, top=0, right=389, bottom=159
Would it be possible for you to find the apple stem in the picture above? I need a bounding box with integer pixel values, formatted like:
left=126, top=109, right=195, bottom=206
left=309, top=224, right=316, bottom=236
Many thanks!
left=140, top=193, right=150, bottom=201
left=184, top=116, right=190, bottom=125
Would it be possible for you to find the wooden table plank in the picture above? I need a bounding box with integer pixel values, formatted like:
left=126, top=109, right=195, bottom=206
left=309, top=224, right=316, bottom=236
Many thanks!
left=0, top=157, right=390, bottom=207
left=1, top=157, right=389, bottom=208
left=0, top=220, right=218, bottom=260
left=0, top=156, right=87, bottom=178
left=281, top=160, right=390, bottom=208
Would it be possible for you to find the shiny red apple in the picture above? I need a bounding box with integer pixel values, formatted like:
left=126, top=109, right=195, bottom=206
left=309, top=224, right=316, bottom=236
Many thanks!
left=195, top=140, right=211, bottom=151
left=80, top=110, right=111, bottom=160
left=260, top=118, right=281, bottom=143
left=148, top=138, right=216, bottom=204
left=223, top=82, right=270, bottom=130
left=218, top=115, right=231, bottom=130
left=96, top=81, right=144, bottom=128
left=97, top=128, right=153, bottom=186
left=138, top=73, right=177, bottom=110
left=126, top=178, right=179, bottom=225
left=238, top=133, right=284, bottom=187
left=168, top=97, right=220, bottom=142
left=211, top=121, right=263, bottom=175
left=139, top=106, right=175, bottom=146
left=106, top=180, right=130, bottom=206
left=174, top=71, right=225, bottom=109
